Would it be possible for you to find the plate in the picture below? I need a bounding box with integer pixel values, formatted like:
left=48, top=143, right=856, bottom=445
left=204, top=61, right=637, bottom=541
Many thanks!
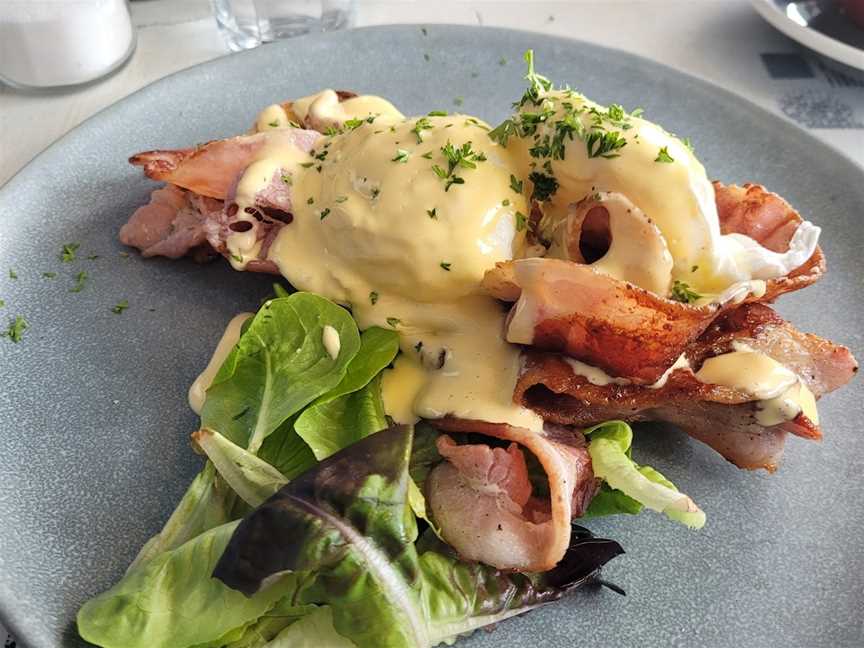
left=1, top=25, right=862, bottom=648
left=752, top=0, right=864, bottom=70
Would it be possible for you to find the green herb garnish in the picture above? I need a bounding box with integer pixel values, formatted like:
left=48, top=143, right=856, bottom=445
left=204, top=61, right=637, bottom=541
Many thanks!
left=319, top=208, right=331, bottom=220
left=69, top=271, right=88, bottom=293
left=440, top=262, right=451, bottom=271
left=433, top=140, right=486, bottom=191
left=391, top=149, right=410, bottom=163
left=515, top=211, right=527, bottom=231
left=369, top=291, right=379, bottom=305
left=281, top=174, right=293, bottom=185
left=428, top=110, right=448, bottom=117
left=386, top=317, right=401, bottom=327
left=655, top=146, right=674, bottom=163
left=427, top=207, right=437, bottom=219
left=42, top=272, right=56, bottom=279
left=335, top=196, right=348, bottom=203
left=1, top=315, right=27, bottom=343
left=411, top=117, right=433, bottom=143
left=670, top=280, right=702, bottom=304
left=268, top=120, right=279, bottom=128
left=111, top=299, right=129, bottom=314
left=528, top=171, right=559, bottom=201
left=510, top=174, right=523, bottom=193
left=8, top=269, right=17, bottom=280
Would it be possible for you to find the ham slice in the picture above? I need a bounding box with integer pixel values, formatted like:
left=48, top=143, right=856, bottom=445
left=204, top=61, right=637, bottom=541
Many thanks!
left=426, top=418, right=597, bottom=572
left=515, top=304, right=857, bottom=471
left=129, top=128, right=320, bottom=200
left=483, top=182, right=826, bottom=384
left=119, top=185, right=221, bottom=259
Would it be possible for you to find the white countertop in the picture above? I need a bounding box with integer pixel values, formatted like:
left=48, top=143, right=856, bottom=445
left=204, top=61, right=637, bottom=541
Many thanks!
left=0, top=0, right=862, bottom=189
left=1, top=1, right=863, bottom=645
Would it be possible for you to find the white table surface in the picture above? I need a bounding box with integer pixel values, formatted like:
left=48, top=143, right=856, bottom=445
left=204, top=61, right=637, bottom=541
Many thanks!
left=1, top=0, right=863, bottom=645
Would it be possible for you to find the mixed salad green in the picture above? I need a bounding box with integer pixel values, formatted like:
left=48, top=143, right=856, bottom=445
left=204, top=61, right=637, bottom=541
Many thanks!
left=78, top=291, right=701, bottom=647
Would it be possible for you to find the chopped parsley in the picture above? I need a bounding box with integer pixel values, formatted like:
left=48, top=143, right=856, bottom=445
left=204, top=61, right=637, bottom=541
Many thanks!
left=502, top=199, right=510, bottom=206
left=428, top=110, right=448, bottom=117
left=0, top=299, right=4, bottom=307
left=299, top=162, right=315, bottom=168
left=691, top=265, right=699, bottom=273
left=8, top=269, right=17, bottom=280
left=427, top=207, right=437, bottom=219
left=319, top=208, right=331, bottom=220
left=111, top=299, right=129, bottom=314
left=1, top=315, right=27, bottom=343
left=335, top=196, right=348, bottom=203
left=453, top=96, right=464, bottom=107
left=343, top=117, right=368, bottom=131
left=682, top=137, right=694, bottom=153
left=324, top=126, right=340, bottom=136
left=655, top=146, right=674, bottom=163
left=439, top=261, right=452, bottom=271
left=371, top=187, right=381, bottom=199
left=586, top=130, right=627, bottom=159
left=391, top=148, right=410, bottom=163
left=509, top=174, right=523, bottom=194
left=414, top=340, right=423, bottom=352
left=268, top=120, right=279, bottom=128
left=433, top=140, right=487, bottom=191
left=369, top=291, right=379, bottom=305
left=515, top=211, right=527, bottom=231
left=518, top=49, right=552, bottom=108
left=386, top=317, right=401, bottom=327
left=42, top=272, right=56, bottom=279
left=411, top=117, right=433, bottom=143
left=670, top=280, right=702, bottom=304
left=421, top=151, right=433, bottom=159
left=528, top=171, right=559, bottom=202
left=307, top=197, right=315, bottom=205
left=281, top=173, right=293, bottom=185
left=69, top=271, right=87, bottom=293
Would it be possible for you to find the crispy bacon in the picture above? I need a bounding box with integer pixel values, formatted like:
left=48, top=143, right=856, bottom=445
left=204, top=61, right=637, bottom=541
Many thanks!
left=484, top=183, right=825, bottom=383
left=426, top=418, right=596, bottom=571
left=515, top=304, right=857, bottom=471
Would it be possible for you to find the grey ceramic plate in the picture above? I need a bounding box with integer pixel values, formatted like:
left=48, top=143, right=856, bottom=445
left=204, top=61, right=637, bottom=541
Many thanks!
left=0, top=24, right=862, bottom=648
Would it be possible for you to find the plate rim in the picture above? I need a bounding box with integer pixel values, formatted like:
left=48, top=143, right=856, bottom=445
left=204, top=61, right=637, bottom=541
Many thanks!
left=1, top=22, right=863, bottom=647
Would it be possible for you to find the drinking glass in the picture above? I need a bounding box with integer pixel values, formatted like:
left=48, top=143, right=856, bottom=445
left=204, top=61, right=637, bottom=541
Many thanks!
left=210, top=0, right=354, bottom=51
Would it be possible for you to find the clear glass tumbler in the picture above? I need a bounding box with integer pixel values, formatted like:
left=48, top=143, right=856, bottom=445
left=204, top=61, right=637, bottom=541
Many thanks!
left=210, top=0, right=354, bottom=52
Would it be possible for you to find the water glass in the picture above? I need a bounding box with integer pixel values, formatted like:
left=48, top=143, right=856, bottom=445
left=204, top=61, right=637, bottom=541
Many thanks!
left=211, top=0, right=354, bottom=51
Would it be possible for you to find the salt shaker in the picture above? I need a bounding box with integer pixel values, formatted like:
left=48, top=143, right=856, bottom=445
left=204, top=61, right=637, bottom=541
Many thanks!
left=0, top=0, right=136, bottom=90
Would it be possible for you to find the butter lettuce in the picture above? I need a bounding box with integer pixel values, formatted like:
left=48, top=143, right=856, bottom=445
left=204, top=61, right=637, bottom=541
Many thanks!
left=214, top=425, right=623, bottom=648
left=584, top=421, right=706, bottom=529
left=202, top=293, right=361, bottom=452
left=77, top=521, right=301, bottom=648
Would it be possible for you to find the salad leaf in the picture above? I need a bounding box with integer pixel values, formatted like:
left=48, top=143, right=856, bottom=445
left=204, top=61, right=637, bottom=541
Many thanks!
left=214, top=425, right=623, bottom=648
left=193, top=428, right=289, bottom=508
left=259, top=606, right=355, bottom=648
left=127, top=463, right=236, bottom=570
left=202, top=293, right=361, bottom=452
left=295, top=327, right=398, bottom=460
left=225, top=599, right=320, bottom=648
left=584, top=421, right=706, bottom=529
left=295, top=375, right=388, bottom=460
left=77, top=521, right=301, bottom=648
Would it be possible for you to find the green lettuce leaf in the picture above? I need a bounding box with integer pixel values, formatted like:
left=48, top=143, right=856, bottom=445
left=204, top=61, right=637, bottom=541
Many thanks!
left=193, top=428, right=289, bottom=508
left=202, top=293, right=361, bottom=452
left=126, top=463, right=236, bottom=570
left=260, top=606, right=356, bottom=648
left=77, top=521, right=301, bottom=648
left=584, top=421, right=706, bottom=529
left=214, top=425, right=623, bottom=648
